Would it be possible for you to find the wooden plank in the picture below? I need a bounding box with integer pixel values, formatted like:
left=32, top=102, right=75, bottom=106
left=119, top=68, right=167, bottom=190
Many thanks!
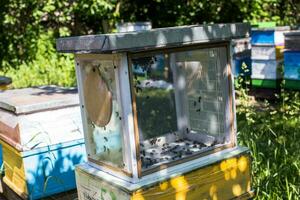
left=56, top=23, right=250, bottom=53
left=76, top=146, right=249, bottom=191
left=0, top=140, right=28, bottom=198
left=131, top=154, right=251, bottom=200
left=75, top=150, right=251, bottom=200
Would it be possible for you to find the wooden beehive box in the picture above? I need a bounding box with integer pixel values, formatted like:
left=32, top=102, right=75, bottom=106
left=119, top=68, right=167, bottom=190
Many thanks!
left=0, top=86, right=86, bottom=199
left=57, top=23, right=254, bottom=200
left=0, top=86, right=83, bottom=150
left=284, top=31, right=300, bottom=89
left=251, top=26, right=290, bottom=88
left=231, top=38, right=251, bottom=77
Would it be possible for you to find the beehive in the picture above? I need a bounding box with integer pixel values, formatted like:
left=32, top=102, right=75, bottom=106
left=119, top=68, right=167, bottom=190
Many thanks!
left=251, top=26, right=290, bottom=88
left=57, top=23, right=254, bottom=200
left=0, top=86, right=86, bottom=199
left=232, top=38, right=251, bottom=78
left=284, top=31, right=300, bottom=89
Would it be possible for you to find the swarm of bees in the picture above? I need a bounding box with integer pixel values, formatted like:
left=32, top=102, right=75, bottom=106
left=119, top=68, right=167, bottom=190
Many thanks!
left=140, top=138, right=212, bottom=169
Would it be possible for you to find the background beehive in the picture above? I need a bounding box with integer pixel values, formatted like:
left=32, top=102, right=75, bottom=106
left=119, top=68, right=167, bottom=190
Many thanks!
left=0, top=86, right=86, bottom=199
left=251, top=27, right=290, bottom=88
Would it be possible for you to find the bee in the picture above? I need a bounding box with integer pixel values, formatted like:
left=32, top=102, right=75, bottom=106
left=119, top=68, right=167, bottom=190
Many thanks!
left=104, top=137, right=108, bottom=142
left=145, top=81, right=150, bottom=85
left=103, top=145, right=107, bottom=152
left=114, top=65, right=117, bottom=69
left=186, top=128, right=190, bottom=134
left=150, top=138, right=157, bottom=145
left=146, top=96, right=150, bottom=99
left=90, top=121, right=95, bottom=128
left=194, top=101, right=197, bottom=107
left=198, top=96, right=202, bottom=102
left=119, top=117, right=122, bottom=120
left=135, top=86, right=142, bottom=93
left=196, top=109, right=201, bottom=112
left=116, top=112, right=119, bottom=117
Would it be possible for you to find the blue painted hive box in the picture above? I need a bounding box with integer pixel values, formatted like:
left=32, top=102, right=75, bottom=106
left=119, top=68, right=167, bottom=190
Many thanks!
left=0, top=86, right=86, bottom=199
left=284, top=51, right=300, bottom=80
left=251, top=26, right=290, bottom=45
left=233, top=54, right=252, bottom=77
left=284, top=31, right=300, bottom=89
left=232, top=38, right=251, bottom=77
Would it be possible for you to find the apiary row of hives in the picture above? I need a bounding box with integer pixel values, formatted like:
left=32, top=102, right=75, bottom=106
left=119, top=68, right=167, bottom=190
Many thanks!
left=250, top=26, right=289, bottom=88
left=232, top=24, right=300, bottom=90
left=0, top=86, right=86, bottom=199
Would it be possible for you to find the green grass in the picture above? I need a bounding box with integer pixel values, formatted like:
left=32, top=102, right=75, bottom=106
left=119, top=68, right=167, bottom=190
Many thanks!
left=236, top=81, right=300, bottom=199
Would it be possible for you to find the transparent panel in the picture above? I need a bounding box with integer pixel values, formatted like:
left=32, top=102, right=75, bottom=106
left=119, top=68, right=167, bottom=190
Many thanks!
left=173, top=48, right=229, bottom=144
left=132, top=54, right=177, bottom=140
left=81, top=60, right=125, bottom=169
left=132, top=47, right=231, bottom=171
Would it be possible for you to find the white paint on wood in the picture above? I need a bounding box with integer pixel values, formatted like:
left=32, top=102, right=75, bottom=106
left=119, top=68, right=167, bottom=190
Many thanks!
left=0, top=106, right=83, bottom=151
left=251, top=45, right=277, bottom=60
left=119, top=53, right=139, bottom=179
left=251, top=60, right=283, bottom=79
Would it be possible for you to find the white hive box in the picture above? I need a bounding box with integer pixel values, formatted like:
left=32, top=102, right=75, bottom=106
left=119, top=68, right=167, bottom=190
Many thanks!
left=0, top=86, right=83, bottom=151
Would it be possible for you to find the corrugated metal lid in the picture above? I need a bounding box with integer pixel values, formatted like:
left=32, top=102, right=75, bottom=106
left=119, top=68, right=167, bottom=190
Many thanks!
left=0, top=85, right=79, bottom=114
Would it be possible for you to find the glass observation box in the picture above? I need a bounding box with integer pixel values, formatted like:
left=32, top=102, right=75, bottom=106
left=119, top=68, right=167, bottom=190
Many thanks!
left=57, top=23, right=253, bottom=200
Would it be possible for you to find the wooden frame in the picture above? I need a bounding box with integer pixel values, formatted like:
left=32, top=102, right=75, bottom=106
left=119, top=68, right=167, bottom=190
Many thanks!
left=127, top=42, right=236, bottom=177
left=75, top=54, right=134, bottom=179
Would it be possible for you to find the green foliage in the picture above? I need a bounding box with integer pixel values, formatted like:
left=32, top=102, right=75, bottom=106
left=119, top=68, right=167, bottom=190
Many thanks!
left=0, top=0, right=118, bottom=88
left=1, top=0, right=299, bottom=88
left=0, top=31, right=76, bottom=88
left=236, top=78, right=300, bottom=199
